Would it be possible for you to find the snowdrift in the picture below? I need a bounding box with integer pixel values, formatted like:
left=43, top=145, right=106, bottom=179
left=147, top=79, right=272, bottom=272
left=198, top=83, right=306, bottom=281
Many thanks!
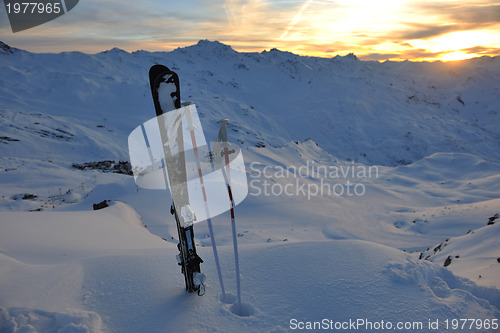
left=1, top=202, right=498, bottom=332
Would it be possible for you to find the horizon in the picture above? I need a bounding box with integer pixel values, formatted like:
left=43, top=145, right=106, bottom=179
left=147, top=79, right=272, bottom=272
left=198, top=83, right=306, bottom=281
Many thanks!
left=3, top=38, right=499, bottom=63
left=1, top=0, right=499, bottom=62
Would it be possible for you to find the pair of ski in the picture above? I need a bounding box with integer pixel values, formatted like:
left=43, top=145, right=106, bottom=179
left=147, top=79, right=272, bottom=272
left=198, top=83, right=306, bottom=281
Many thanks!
left=149, top=65, right=241, bottom=309
left=149, top=64, right=205, bottom=295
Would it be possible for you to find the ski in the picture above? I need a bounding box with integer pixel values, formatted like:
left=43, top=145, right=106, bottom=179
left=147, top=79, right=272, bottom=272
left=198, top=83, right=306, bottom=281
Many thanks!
left=148, top=64, right=205, bottom=295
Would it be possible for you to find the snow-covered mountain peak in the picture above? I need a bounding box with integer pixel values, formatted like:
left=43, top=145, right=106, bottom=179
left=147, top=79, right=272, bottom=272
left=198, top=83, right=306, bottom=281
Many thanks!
left=332, top=52, right=359, bottom=62
left=100, top=47, right=130, bottom=55
left=177, top=39, right=239, bottom=59
left=262, top=47, right=298, bottom=57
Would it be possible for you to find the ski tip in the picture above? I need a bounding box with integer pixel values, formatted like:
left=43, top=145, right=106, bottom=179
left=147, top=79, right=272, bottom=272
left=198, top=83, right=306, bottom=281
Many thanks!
left=217, top=119, right=229, bottom=124
left=149, top=64, right=171, bottom=75
left=149, top=64, right=182, bottom=113
left=149, top=64, right=173, bottom=89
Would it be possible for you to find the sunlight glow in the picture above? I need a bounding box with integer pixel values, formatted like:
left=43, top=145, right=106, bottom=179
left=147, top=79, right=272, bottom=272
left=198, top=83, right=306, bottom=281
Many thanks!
left=424, top=30, right=497, bottom=53
left=439, top=51, right=478, bottom=62
left=272, top=0, right=500, bottom=61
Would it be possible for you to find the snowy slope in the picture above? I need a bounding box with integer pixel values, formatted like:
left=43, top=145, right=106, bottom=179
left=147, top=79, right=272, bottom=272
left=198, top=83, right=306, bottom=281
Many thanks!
left=419, top=220, right=500, bottom=289
left=1, top=202, right=499, bottom=332
left=1, top=40, right=500, bottom=332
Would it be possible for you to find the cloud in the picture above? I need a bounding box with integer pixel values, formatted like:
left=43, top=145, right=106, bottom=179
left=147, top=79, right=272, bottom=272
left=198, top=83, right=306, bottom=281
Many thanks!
left=395, top=23, right=459, bottom=40
left=462, top=45, right=500, bottom=56
left=394, top=1, right=500, bottom=40
left=375, top=1, right=500, bottom=43
left=413, top=1, right=500, bottom=26
left=2, top=0, right=232, bottom=52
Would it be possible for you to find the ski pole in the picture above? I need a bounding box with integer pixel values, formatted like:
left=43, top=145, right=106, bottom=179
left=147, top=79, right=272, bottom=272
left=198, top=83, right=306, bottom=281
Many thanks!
left=216, top=118, right=242, bottom=315
left=185, top=105, right=226, bottom=300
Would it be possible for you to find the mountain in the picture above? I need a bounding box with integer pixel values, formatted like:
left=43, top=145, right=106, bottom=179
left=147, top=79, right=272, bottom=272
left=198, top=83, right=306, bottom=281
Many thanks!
left=0, top=40, right=499, bottom=332
left=2, top=39, right=499, bottom=166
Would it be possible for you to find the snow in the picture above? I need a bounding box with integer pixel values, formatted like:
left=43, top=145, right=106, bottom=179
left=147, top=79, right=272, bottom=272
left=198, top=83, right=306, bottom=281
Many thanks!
left=419, top=221, right=500, bottom=289
left=0, top=40, right=499, bottom=332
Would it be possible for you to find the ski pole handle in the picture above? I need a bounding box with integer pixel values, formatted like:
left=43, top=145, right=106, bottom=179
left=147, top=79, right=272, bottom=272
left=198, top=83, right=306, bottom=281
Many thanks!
left=216, top=119, right=229, bottom=143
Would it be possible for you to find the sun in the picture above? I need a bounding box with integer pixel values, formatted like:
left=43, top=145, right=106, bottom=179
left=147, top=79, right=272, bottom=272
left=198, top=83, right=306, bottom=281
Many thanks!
left=439, top=51, right=478, bottom=62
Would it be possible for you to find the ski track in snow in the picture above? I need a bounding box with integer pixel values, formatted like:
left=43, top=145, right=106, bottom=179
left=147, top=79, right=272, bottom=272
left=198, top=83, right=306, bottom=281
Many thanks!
left=0, top=40, right=499, bottom=332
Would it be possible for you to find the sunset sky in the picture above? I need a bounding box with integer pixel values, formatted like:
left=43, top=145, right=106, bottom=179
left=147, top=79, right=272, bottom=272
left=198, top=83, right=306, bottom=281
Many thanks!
left=1, top=0, right=499, bottom=61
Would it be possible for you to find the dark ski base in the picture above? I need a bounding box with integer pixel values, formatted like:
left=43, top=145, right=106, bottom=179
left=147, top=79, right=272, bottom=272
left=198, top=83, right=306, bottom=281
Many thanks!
left=149, top=64, right=204, bottom=295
